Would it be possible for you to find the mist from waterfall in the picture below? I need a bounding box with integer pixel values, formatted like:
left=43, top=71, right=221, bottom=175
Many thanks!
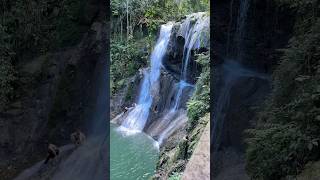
left=51, top=56, right=109, bottom=180
left=212, top=60, right=269, bottom=151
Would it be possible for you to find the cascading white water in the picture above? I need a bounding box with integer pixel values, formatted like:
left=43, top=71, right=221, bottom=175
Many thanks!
left=120, top=23, right=173, bottom=132
left=156, top=13, right=209, bottom=145
left=117, top=13, right=209, bottom=146
left=172, top=13, right=209, bottom=110
left=172, top=81, right=194, bottom=110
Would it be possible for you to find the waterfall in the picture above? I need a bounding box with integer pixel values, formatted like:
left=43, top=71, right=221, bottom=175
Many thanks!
left=213, top=0, right=252, bottom=150
left=155, top=13, right=209, bottom=145
left=120, top=23, right=173, bottom=132
left=116, top=12, right=209, bottom=146
left=172, top=12, right=209, bottom=110
left=212, top=60, right=269, bottom=151
left=234, top=0, right=250, bottom=60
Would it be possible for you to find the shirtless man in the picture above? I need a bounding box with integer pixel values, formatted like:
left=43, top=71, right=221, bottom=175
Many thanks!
left=70, top=129, right=86, bottom=146
left=44, top=143, right=59, bottom=164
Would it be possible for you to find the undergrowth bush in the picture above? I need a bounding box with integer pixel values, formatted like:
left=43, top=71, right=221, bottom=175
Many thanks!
left=246, top=2, right=320, bottom=177
left=110, top=37, right=153, bottom=94
left=187, top=51, right=210, bottom=130
left=0, top=0, right=90, bottom=107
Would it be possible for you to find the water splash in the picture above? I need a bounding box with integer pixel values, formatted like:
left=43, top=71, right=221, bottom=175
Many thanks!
left=157, top=110, right=188, bottom=145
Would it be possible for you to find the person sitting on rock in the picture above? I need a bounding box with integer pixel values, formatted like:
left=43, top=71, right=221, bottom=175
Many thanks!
left=70, top=129, right=86, bottom=146
left=44, top=143, right=59, bottom=164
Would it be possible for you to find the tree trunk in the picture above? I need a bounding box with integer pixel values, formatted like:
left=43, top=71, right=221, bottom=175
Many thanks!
left=120, top=16, right=123, bottom=42
left=126, top=0, right=129, bottom=41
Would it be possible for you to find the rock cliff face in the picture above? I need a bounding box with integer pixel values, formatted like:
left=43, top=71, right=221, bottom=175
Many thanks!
left=214, top=0, right=295, bottom=69
left=212, top=0, right=296, bottom=178
left=0, top=1, right=107, bottom=179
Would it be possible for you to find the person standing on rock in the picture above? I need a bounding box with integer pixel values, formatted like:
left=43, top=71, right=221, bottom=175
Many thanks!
left=70, top=129, right=86, bottom=147
left=44, top=143, right=60, bottom=164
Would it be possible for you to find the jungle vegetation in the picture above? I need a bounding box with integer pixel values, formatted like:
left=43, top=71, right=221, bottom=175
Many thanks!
left=246, top=0, right=320, bottom=179
left=0, top=0, right=92, bottom=109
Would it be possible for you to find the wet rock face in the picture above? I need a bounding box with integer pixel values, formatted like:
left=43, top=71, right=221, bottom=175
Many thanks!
left=213, top=0, right=295, bottom=71
left=163, top=13, right=210, bottom=83
left=218, top=76, right=270, bottom=151
left=164, top=24, right=184, bottom=76
left=145, top=13, right=209, bottom=137
left=212, top=60, right=271, bottom=151
left=0, top=2, right=107, bottom=179
left=212, top=61, right=270, bottom=178
left=146, top=70, right=178, bottom=127
left=212, top=0, right=295, bottom=164
left=110, top=74, right=142, bottom=119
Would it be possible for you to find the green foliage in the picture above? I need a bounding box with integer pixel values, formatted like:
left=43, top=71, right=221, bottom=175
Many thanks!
left=111, top=37, right=152, bottom=94
left=144, top=0, right=209, bottom=33
left=187, top=113, right=210, bottom=156
left=187, top=51, right=210, bottom=129
left=276, top=0, right=317, bottom=11
left=111, top=0, right=209, bottom=36
left=125, top=82, right=135, bottom=101
left=246, top=3, right=320, bottom=177
left=2, top=0, right=87, bottom=54
left=0, top=0, right=90, bottom=107
left=246, top=124, right=318, bottom=179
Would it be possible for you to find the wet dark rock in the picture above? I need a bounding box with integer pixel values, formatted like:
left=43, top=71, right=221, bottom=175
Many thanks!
left=212, top=0, right=296, bottom=178
left=0, top=1, right=107, bottom=179
left=213, top=0, right=295, bottom=71
left=110, top=74, right=142, bottom=119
